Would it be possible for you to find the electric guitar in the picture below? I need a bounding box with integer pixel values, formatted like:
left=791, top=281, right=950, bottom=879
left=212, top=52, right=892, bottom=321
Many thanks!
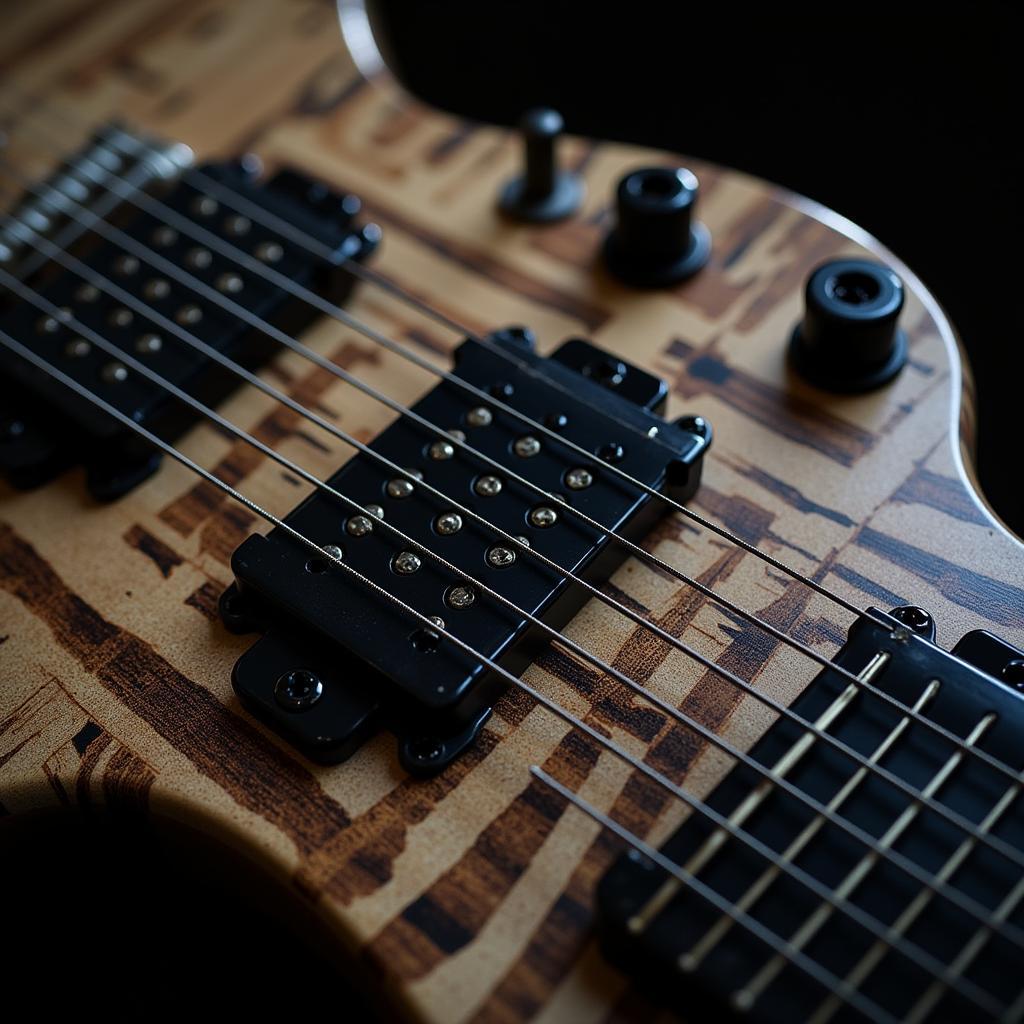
left=3, top=2, right=1023, bottom=1022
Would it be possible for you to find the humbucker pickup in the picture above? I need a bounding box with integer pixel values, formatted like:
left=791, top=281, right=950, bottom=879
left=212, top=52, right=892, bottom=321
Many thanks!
left=0, top=124, right=377, bottom=498
left=596, top=608, right=1024, bottom=1023
left=220, top=331, right=710, bottom=773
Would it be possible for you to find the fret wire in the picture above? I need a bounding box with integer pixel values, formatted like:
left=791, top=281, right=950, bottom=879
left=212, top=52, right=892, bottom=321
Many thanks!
left=6, top=245, right=1024, bottom=950
left=0, top=268, right=1008, bottom=1023
left=684, top=676, right=937, bottom=976
left=865, top=782, right=1023, bottom=1024
left=630, top=654, right=890, bottom=936
left=531, top=766, right=901, bottom=1024
left=734, top=712, right=999, bottom=1014
left=6, top=191, right=1024, bottom=896
left=2, top=146, right=1024, bottom=839
left=5, top=109, right=1021, bottom=807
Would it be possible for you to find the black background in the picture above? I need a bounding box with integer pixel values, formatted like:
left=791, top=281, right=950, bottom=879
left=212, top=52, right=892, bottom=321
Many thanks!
left=5, top=3, right=1021, bottom=1014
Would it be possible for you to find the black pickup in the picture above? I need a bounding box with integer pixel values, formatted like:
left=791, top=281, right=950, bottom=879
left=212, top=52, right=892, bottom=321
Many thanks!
left=221, top=330, right=710, bottom=773
left=0, top=127, right=377, bottom=498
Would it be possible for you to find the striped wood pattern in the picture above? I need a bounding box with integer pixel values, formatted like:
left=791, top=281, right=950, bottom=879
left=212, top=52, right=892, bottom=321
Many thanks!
left=1, top=1, right=1022, bottom=1021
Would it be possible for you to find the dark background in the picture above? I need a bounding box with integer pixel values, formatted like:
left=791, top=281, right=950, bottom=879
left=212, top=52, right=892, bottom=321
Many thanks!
left=5, top=3, right=1021, bottom=1014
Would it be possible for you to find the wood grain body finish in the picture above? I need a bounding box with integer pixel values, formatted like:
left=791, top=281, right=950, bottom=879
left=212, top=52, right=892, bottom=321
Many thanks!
left=1, top=2, right=1021, bottom=1021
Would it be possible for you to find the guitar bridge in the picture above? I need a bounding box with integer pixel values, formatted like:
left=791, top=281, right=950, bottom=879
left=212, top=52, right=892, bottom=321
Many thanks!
left=220, top=331, right=710, bottom=774
left=0, top=123, right=377, bottom=498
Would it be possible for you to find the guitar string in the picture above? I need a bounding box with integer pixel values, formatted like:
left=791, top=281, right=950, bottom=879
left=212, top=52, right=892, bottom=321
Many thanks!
left=0, top=102, right=875, bottom=615
left=0, top=326, right=1007, bottom=1021
left=530, top=768, right=900, bottom=1024
left=8, top=209, right=1024, bottom=891
left=0, top=132, right=877, bottom=698
left=2, top=136, right=1022, bottom=803
left=8, top=243, right=1024, bottom=946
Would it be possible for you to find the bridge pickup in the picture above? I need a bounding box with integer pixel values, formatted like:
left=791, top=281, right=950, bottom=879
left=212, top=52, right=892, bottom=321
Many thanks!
left=0, top=124, right=378, bottom=498
left=596, top=609, right=1024, bottom=1023
left=221, top=331, right=710, bottom=774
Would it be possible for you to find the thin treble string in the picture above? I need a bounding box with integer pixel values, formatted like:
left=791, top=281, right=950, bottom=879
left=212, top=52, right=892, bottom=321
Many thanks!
left=3, top=148, right=1023, bottom=805
left=7, top=251, right=1024, bottom=947
left=0, top=323, right=1005, bottom=1020
left=10, top=213, right=1024, bottom=887
left=531, top=767, right=900, bottom=1024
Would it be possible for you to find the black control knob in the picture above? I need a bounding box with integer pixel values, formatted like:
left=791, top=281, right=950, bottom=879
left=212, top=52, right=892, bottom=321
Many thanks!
left=498, top=108, right=583, bottom=223
left=789, top=259, right=907, bottom=393
left=602, top=166, right=711, bottom=287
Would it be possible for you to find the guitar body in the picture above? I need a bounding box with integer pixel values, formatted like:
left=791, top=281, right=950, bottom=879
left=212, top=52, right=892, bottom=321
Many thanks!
left=2, top=2, right=1022, bottom=1022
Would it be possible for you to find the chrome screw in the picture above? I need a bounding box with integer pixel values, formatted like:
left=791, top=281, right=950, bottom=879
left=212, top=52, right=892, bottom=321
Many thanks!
left=429, top=440, right=455, bottom=460
left=529, top=506, right=558, bottom=528
left=386, top=478, right=415, bottom=499
left=487, top=546, right=516, bottom=568
left=135, top=333, right=163, bottom=354
left=435, top=512, right=463, bottom=535
left=466, top=406, right=493, bottom=427
left=474, top=475, right=502, bottom=497
left=346, top=515, right=373, bottom=537
left=392, top=551, right=422, bottom=575
left=513, top=436, right=541, bottom=458
left=565, top=467, right=593, bottom=490
left=447, top=585, right=476, bottom=609
left=100, top=361, right=128, bottom=384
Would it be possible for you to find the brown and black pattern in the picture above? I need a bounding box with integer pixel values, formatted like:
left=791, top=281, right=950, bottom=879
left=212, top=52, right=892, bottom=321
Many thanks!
left=2, top=3, right=1023, bottom=1023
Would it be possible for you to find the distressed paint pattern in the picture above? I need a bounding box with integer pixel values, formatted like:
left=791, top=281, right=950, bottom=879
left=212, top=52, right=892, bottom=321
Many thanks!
left=1, top=3, right=1023, bottom=1023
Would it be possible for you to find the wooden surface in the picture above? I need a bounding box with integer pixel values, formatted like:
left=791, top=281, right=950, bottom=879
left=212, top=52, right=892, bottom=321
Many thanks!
left=1, top=2, right=1023, bottom=1021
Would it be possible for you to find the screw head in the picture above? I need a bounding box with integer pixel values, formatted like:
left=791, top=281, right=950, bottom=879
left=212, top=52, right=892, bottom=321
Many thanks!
left=513, top=436, right=541, bottom=458
left=216, top=272, right=244, bottom=294
left=598, top=442, right=625, bottom=463
left=322, top=544, right=344, bottom=561
left=1002, top=659, right=1024, bottom=690
left=135, top=333, right=163, bottom=354
left=466, top=406, right=493, bottom=427
left=446, top=585, right=476, bottom=609
left=64, top=338, right=91, bottom=358
left=185, top=247, right=213, bottom=270
left=113, top=254, right=139, bottom=276
left=429, top=440, right=455, bottom=460
left=514, top=534, right=531, bottom=547
left=487, top=545, right=516, bottom=568
left=392, top=551, right=422, bottom=575
left=176, top=304, right=203, bottom=325
left=386, top=478, right=415, bottom=499
left=447, top=428, right=466, bottom=442
left=365, top=504, right=385, bottom=519
left=74, top=283, right=100, bottom=303
left=143, top=278, right=171, bottom=300
left=428, top=615, right=446, bottom=630
left=225, top=214, right=251, bottom=236
left=565, top=467, right=593, bottom=490
left=890, top=605, right=933, bottom=636
left=255, top=241, right=284, bottom=263
left=529, top=506, right=558, bottom=528
left=435, top=512, right=463, bottom=535
left=37, top=314, right=62, bottom=334
left=100, top=361, right=128, bottom=384
left=191, top=196, right=219, bottom=216
left=152, top=225, right=178, bottom=247
left=108, top=307, right=134, bottom=328
left=474, top=475, right=503, bottom=497
left=346, top=515, right=373, bottom=537
left=274, top=669, right=322, bottom=711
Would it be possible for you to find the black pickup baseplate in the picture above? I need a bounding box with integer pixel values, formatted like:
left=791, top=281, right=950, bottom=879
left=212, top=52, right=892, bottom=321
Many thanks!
left=0, top=125, right=377, bottom=499
left=221, top=330, right=710, bottom=774
left=597, top=608, right=1024, bottom=1023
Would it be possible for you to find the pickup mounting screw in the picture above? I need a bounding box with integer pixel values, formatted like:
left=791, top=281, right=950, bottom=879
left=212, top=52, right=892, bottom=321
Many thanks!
left=152, top=226, right=178, bottom=247
left=108, top=307, right=134, bottom=328
left=216, top=272, right=244, bottom=294
left=513, top=436, right=541, bottom=458
left=185, top=247, right=213, bottom=270
left=447, top=585, right=476, bottom=609
left=565, top=467, right=593, bottom=490
left=274, top=669, right=322, bottom=711
left=346, top=515, right=373, bottom=537
left=435, top=512, right=463, bottom=535
left=225, top=215, right=251, bottom=236
left=429, top=440, right=455, bottom=460
left=365, top=504, right=385, bottom=519
left=392, top=551, right=422, bottom=575
left=74, top=283, right=100, bottom=303
left=890, top=605, right=934, bottom=639
left=428, top=615, right=446, bottom=630
left=386, top=478, right=415, bottom=499
left=466, top=407, right=493, bottom=427
left=487, top=545, right=516, bottom=568
left=448, top=428, right=466, bottom=442
left=529, top=506, right=558, bottom=528
left=37, top=314, right=61, bottom=335
left=113, top=254, right=139, bottom=276
left=176, top=304, right=202, bottom=325
left=191, top=196, right=218, bottom=217
left=474, top=475, right=503, bottom=497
